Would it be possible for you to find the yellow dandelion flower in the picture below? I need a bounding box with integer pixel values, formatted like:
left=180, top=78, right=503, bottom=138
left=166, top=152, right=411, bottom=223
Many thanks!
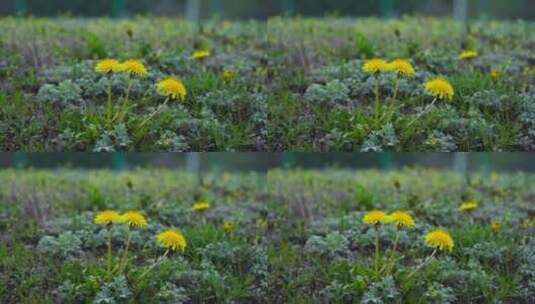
left=156, top=229, right=187, bottom=252
left=389, top=59, right=416, bottom=78
left=95, top=59, right=121, bottom=74
left=95, top=211, right=124, bottom=226
left=490, top=70, right=502, bottom=82
left=389, top=211, right=416, bottom=229
left=120, top=59, right=148, bottom=77
left=424, top=78, right=455, bottom=101
left=192, top=201, right=211, bottom=212
left=362, top=59, right=391, bottom=74
left=491, top=222, right=502, bottom=234
left=363, top=210, right=389, bottom=225
left=122, top=211, right=148, bottom=229
left=459, top=201, right=479, bottom=213
left=192, top=50, right=211, bottom=60
left=425, top=229, right=454, bottom=252
left=223, top=221, right=235, bottom=233
left=156, top=77, right=187, bottom=101
left=459, top=50, right=479, bottom=60
left=223, top=69, right=235, bottom=82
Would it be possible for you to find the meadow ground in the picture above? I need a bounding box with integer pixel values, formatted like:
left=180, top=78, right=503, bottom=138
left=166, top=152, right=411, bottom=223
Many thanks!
left=1, top=168, right=534, bottom=303
left=1, top=17, right=535, bottom=152
left=267, top=18, right=535, bottom=151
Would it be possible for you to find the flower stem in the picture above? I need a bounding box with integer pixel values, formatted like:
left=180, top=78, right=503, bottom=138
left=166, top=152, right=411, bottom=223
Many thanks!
left=119, top=229, right=132, bottom=273
left=392, top=76, right=400, bottom=102
left=138, top=97, right=170, bottom=129
left=106, top=78, right=113, bottom=129
left=136, top=249, right=169, bottom=283
left=374, top=226, right=380, bottom=278
left=374, top=77, right=381, bottom=127
left=107, top=228, right=113, bottom=279
left=406, top=249, right=437, bottom=280
left=406, top=98, right=437, bottom=128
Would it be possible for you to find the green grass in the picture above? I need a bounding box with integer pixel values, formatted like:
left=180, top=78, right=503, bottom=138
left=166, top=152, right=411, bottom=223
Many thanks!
left=1, top=168, right=534, bottom=302
left=1, top=17, right=534, bottom=151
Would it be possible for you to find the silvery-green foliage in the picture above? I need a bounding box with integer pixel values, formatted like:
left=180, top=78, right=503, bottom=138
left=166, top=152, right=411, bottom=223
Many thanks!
left=304, top=80, right=350, bottom=105
left=465, top=242, right=507, bottom=265
left=198, top=241, right=242, bottom=264
left=37, top=231, right=82, bottom=258
left=251, top=245, right=268, bottom=298
left=156, top=131, right=190, bottom=152
left=520, top=240, right=535, bottom=297
left=93, top=276, right=132, bottom=304
left=423, top=282, right=457, bottom=304
left=94, top=124, right=132, bottom=152
left=155, top=283, right=190, bottom=304
left=320, top=280, right=354, bottom=303
left=423, top=131, right=457, bottom=152
left=361, top=275, right=400, bottom=304
left=361, top=123, right=399, bottom=152
left=37, top=80, right=83, bottom=106
left=519, top=93, right=535, bottom=150
left=304, top=231, right=349, bottom=258
left=467, top=90, right=510, bottom=113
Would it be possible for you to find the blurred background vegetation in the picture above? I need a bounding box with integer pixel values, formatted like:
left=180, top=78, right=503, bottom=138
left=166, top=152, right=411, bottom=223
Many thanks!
left=0, top=0, right=533, bottom=20
left=1, top=153, right=535, bottom=172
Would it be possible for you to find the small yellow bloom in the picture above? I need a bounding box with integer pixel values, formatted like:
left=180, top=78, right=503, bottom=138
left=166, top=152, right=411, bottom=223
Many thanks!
left=122, top=211, right=148, bottom=229
left=95, top=211, right=124, bottom=225
left=425, top=229, right=454, bottom=252
left=459, top=50, right=479, bottom=60
left=389, top=59, right=416, bottom=78
left=120, top=59, right=149, bottom=77
left=424, top=78, right=455, bottom=101
left=223, top=221, right=235, bottom=233
left=192, top=201, right=211, bottom=212
left=156, top=229, right=187, bottom=252
left=192, top=50, right=211, bottom=60
left=363, top=210, right=389, bottom=225
left=490, top=70, right=502, bottom=82
left=223, top=69, right=235, bottom=82
left=389, top=211, right=416, bottom=229
left=459, top=201, right=479, bottom=213
left=491, top=222, right=501, bottom=234
left=362, top=59, right=390, bottom=74
left=156, top=77, right=187, bottom=101
left=95, top=59, right=121, bottom=74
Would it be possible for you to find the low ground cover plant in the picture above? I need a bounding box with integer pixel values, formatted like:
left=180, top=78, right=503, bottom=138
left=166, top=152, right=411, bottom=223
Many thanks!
left=267, top=18, right=535, bottom=151
left=1, top=168, right=534, bottom=303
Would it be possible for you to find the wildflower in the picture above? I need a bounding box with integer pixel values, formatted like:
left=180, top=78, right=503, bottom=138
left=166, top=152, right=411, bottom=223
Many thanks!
left=156, top=77, right=187, bottom=101
left=95, top=211, right=124, bottom=225
left=459, top=200, right=479, bottom=213
left=491, top=222, right=502, bottom=234
left=389, top=59, right=416, bottom=78
left=490, top=70, right=502, bottom=82
left=424, top=78, right=455, bottom=101
left=223, top=221, right=235, bottom=233
left=363, top=210, right=390, bottom=225
left=192, top=50, right=211, bottom=60
left=95, top=59, right=121, bottom=74
left=459, top=50, right=479, bottom=60
left=120, top=59, right=148, bottom=77
left=425, top=229, right=454, bottom=252
left=122, top=211, right=148, bottom=229
left=389, top=211, right=416, bottom=229
left=223, top=69, right=235, bottom=82
left=362, top=59, right=390, bottom=74
left=156, top=229, right=187, bottom=252
left=192, top=201, right=211, bottom=212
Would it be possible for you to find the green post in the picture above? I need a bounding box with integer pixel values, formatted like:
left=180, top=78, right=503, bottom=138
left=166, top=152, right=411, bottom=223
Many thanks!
left=380, top=0, right=395, bottom=18
left=15, top=0, right=27, bottom=16
left=477, top=0, right=490, bottom=18
left=186, top=0, right=201, bottom=22
left=479, top=153, right=491, bottom=177
left=112, top=0, right=127, bottom=18
left=282, top=152, right=296, bottom=168
left=282, top=0, right=295, bottom=16
left=379, top=153, right=395, bottom=170
left=454, top=0, right=468, bottom=22
left=113, top=153, right=127, bottom=171
left=209, top=0, right=224, bottom=18
left=14, top=152, right=28, bottom=169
